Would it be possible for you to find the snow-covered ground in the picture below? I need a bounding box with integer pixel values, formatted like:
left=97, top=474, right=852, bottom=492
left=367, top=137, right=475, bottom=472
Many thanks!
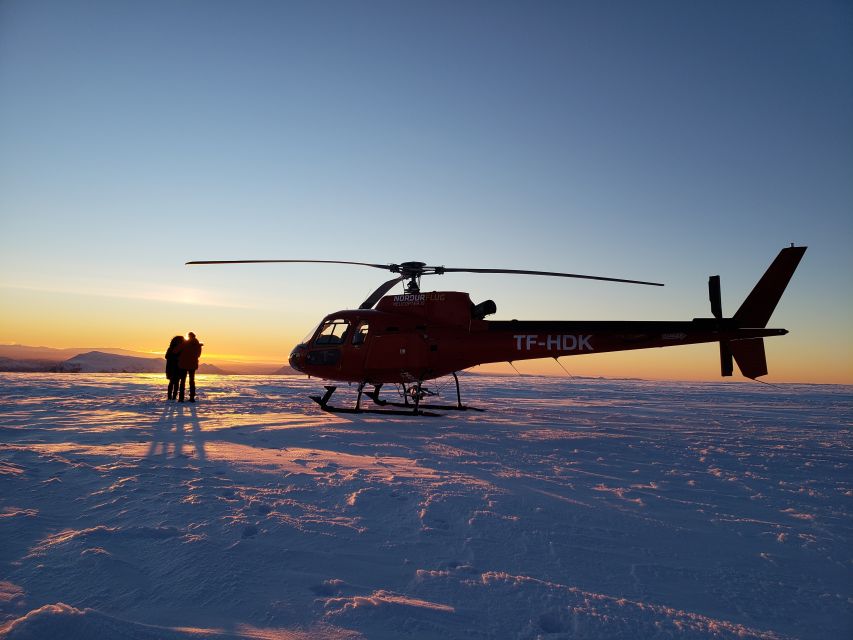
left=0, top=373, right=850, bottom=639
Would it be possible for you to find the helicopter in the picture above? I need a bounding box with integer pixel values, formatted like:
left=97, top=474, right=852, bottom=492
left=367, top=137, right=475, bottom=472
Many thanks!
left=187, top=245, right=806, bottom=416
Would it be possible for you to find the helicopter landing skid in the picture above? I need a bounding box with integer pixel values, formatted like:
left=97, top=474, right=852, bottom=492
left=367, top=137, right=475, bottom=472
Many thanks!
left=368, top=399, right=485, bottom=413
left=363, top=389, right=484, bottom=412
left=309, top=376, right=484, bottom=416
left=366, top=373, right=485, bottom=413
left=309, top=385, right=441, bottom=417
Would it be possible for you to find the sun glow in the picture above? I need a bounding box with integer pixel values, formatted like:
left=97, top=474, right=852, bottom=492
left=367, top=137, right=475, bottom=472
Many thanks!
left=0, top=280, right=260, bottom=309
left=1, top=276, right=850, bottom=383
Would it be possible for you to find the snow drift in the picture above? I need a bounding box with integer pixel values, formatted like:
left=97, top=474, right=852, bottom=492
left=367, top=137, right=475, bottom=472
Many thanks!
left=0, top=373, right=850, bottom=639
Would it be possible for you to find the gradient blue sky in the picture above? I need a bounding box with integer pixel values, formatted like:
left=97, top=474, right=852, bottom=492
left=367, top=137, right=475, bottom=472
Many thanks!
left=1, top=1, right=851, bottom=381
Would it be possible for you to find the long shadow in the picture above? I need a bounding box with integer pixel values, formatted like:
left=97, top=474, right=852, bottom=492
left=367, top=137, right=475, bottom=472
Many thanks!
left=146, top=403, right=178, bottom=459
left=187, top=404, right=206, bottom=462
left=145, top=402, right=206, bottom=462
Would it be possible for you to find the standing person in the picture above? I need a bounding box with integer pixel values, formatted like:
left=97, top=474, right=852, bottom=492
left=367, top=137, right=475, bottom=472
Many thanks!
left=165, top=335, right=185, bottom=400
left=178, top=332, right=203, bottom=402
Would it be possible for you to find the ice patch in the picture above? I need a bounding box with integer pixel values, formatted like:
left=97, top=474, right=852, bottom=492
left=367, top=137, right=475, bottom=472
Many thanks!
left=0, top=582, right=25, bottom=606
left=0, top=603, right=348, bottom=639
left=0, top=462, right=25, bottom=477
left=29, top=525, right=182, bottom=556
left=324, top=590, right=454, bottom=615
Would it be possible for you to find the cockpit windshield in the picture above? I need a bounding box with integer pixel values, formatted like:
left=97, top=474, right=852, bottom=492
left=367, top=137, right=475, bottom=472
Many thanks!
left=300, top=322, right=322, bottom=344
left=313, top=319, right=351, bottom=345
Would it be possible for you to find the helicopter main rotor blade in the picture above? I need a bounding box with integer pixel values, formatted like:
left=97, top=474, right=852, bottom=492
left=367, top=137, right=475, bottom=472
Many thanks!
left=185, top=259, right=663, bottom=288
left=439, top=267, right=663, bottom=287
left=186, top=259, right=391, bottom=269
left=360, top=276, right=405, bottom=310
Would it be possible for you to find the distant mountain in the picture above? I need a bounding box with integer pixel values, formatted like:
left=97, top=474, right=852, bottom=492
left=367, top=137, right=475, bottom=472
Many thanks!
left=202, top=361, right=281, bottom=375
left=1, top=344, right=282, bottom=375
left=58, top=351, right=163, bottom=373
left=0, top=356, right=59, bottom=372
left=54, top=351, right=230, bottom=375
left=271, top=364, right=299, bottom=375
left=198, top=363, right=232, bottom=375
left=0, top=344, right=156, bottom=361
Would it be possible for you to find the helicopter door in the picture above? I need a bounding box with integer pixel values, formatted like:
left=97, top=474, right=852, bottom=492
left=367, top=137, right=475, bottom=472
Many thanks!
left=364, top=331, right=428, bottom=378
left=352, top=322, right=369, bottom=347
left=347, top=321, right=371, bottom=370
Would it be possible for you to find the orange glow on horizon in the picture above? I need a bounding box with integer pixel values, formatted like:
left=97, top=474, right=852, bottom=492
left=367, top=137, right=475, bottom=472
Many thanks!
left=1, top=287, right=851, bottom=385
left=474, top=343, right=853, bottom=385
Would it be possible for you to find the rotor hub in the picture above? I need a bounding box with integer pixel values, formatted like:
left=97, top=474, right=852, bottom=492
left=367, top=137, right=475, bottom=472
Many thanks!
left=392, top=261, right=431, bottom=294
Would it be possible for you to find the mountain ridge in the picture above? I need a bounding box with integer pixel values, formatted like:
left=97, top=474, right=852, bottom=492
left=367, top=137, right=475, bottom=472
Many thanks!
left=0, top=344, right=297, bottom=375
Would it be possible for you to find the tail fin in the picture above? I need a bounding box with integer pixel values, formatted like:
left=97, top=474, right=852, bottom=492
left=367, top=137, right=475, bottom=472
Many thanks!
left=734, top=246, right=806, bottom=328
left=730, top=339, right=768, bottom=379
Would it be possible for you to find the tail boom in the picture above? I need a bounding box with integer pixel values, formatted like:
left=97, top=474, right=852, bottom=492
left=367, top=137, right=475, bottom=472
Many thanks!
left=473, top=246, right=804, bottom=380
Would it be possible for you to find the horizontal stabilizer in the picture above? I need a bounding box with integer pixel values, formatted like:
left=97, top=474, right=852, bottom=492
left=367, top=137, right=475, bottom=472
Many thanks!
left=731, top=339, right=768, bottom=379
left=734, top=246, right=806, bottom=328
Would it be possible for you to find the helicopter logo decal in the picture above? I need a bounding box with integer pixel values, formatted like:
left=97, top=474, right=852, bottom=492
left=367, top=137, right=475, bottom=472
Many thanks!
left=392, top=293, right=446, bottom=306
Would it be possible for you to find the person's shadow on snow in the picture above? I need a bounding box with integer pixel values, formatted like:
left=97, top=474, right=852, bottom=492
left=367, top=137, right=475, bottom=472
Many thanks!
left=186, top=404, right=206, bottom=463
left=146, top=403, right=206, bottom=462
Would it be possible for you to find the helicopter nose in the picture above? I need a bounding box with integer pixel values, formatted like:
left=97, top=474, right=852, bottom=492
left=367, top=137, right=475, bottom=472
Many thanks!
left=288, top=344, right=307, bottom=373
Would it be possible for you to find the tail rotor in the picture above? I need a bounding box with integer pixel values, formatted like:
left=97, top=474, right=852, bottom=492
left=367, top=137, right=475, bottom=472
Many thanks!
left=708, top=246, right=806, bottom=380
left=709, top=275, right=734, bottom=377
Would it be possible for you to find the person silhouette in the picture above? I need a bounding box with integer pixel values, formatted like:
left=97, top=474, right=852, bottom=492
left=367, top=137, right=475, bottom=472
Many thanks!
left=165, top=335, right=185, bottom=401
left=178, top=332, right=203, bottom=402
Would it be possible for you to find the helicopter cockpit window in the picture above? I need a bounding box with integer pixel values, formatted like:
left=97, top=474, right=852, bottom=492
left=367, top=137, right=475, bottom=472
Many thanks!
left=300, top=322, right=322, bottom=345
left=314, top=320, right=350, bottom=345
left=352, top=322, right=369, bottom=345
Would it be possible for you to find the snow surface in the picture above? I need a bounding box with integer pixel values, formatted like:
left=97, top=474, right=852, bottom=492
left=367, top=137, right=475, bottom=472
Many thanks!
left=0, top=373, right=850, bottom=639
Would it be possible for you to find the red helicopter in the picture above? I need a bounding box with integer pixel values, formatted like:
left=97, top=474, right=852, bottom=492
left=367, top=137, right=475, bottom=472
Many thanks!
left=188, top=246, right=805, bottom=415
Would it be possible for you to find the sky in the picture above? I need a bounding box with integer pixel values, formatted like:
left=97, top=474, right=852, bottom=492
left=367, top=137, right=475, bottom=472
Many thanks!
left=1, top=0, right=851, bottom=383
